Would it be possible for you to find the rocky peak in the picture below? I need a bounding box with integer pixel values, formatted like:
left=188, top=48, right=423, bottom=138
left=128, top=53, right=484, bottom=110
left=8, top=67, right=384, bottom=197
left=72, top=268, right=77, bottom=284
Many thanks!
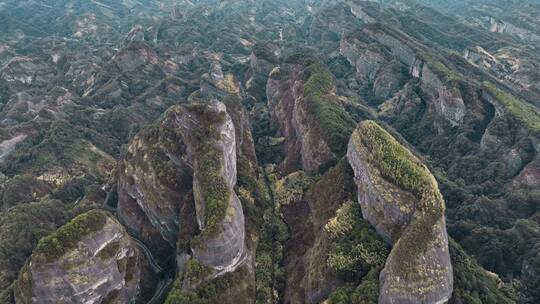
left=167, top=101, right=247, bottom=277
left=347, top=120, right=453, bottom=304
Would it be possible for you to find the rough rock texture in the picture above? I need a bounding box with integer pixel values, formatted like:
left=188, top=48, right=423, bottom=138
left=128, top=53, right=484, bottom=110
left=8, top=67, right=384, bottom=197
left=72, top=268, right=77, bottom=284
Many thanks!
left=347, top=121, right=453, bottom=304
left=266, top=62, right=342, bottom=174
left=464, top=46, right=510, bottom=77
left=117, top=122, right=192, bottom=262
left=246, top=43, right=277, bottom=102
left=281, top=161, right=357, bottom=304
left=14, top=211, right=152, bottom=304
left=340, top=35, right=405, bottom=103
left=0, top=57, right=55, bottom=90
left=117, top=62, right=251, bottom=294
left=169, top=100, right=247, bottom=274
left=480, top=87, right=539, bottom=179
left=419, top=63, right=466, bottom=126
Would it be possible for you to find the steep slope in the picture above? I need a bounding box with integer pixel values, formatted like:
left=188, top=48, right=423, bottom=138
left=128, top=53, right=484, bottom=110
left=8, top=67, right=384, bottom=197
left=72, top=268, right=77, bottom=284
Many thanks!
left=347, top=121, right=453, bottom=304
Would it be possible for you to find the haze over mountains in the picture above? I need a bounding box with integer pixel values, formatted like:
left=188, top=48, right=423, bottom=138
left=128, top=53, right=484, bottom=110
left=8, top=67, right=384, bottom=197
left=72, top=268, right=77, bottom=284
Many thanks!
left=0, top=1, right=539, bottom=304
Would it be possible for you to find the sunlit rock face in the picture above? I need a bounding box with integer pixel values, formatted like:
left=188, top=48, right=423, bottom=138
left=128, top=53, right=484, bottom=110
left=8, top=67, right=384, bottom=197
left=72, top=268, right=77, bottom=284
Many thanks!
left=14, top=211, right=153, bottom=304
left=347, top=121, right=453, bottom=304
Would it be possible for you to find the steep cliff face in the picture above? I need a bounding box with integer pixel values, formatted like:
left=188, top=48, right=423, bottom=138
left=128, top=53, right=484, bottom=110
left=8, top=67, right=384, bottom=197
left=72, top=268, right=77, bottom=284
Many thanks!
left=419, top=62, right=466, bottom=126
left=266, top=59, right=354, bottom=174
left=280, top=161, right=364, bottom=304
left=340, top=28, right=464, bottom=124
left=117, top=122, right=192, bottom=262
left=347, top=121, right=453, bottom=304
left=0, top=57, right=55, bottom=91
left=480, top=84, right=540, bottom=184
left=118, top=63, right=251, bottom=295
left=246, top=43, right=278, bottom=102
left=169, top=101, right=248, bottom=275
left=339, top=35, right=405, bottom=103
left=14, top=210, right=153, bottom=304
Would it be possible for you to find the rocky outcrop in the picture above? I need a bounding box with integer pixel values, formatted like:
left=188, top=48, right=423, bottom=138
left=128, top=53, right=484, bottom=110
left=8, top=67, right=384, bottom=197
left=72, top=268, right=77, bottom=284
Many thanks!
left=14, top=210, right=153, bottom=304
left=0, top=57, right=55, bottom=90
left=169, top=100, right=247, bottom=275
left=246, top=43, right=277, bottom=102
left=420, top=63, right=466, bottom=126
left=83, top=41, right=165, bottom=108
left=266, top=60, right=353, bottom=174
left=281, top=161, right=359, bottom=304
left=347, top=121, right=453, bottom=304
left=340, top=37, right=384, bottom=81
left=464, top=46, right=509, bottom=77
left=480, top=85, right=539, bottom=173
left=489, top=17, right=540, bottom=43
left=117, top=122, right=192, bottom=262
left=342, top=27, right=464, bottom=122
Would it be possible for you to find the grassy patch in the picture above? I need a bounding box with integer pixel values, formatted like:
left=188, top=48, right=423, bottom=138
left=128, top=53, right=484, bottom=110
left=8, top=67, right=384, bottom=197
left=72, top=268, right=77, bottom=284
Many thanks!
left=303, top=62, right=335, bottom=98
left=165, top=283, right=207, bottom=304
left=274, top=171, right=313, bottom=206
left=33, top=209, right=107, bottom=263
left=196, top=143, right=231, bottom=237
left=184, top=258, right=212, bottom=284
left=327, top=267, right=381, bottom=304
left=482, top=82, right=540, bottom=134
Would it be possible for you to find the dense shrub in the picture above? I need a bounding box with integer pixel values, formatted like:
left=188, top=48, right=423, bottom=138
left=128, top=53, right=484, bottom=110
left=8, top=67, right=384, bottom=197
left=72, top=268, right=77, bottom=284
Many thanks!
left=33, top=209, right=107, bottom=262
left=325, top=201, right=388, bottom=281
left=303, top=62, right=355, bottom=156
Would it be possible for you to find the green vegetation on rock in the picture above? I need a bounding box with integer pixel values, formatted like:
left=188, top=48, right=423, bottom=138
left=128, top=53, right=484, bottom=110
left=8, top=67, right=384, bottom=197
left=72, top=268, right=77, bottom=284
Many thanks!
left=183, top=258, right=212, bottom=284
left=354, top=121, right=445, bottom=277
left=419, top=52, right=460, bottom=84
left=186, top=104, right=232, bottom=238
left=482, top=82, right=540, bottom=133
left=449, top=239, right=516, bottom=304
left=196, top=144, right=231, bottom=237
left=165, top=287, right=207, bottom=304
left=166, top=264, right=253, bottom=304
left=304, top=62, right=335, bottom=98
left=252, top=43, right=278, bottom=64
left=327, top=268, right=381, bottom=304
left=33, top=209, right=108, bottom=263
left=325, top=201, right=388, bottom=281
left=303, top=62, right=355, bottom=156
left=274, top=171, right=313, bottom=206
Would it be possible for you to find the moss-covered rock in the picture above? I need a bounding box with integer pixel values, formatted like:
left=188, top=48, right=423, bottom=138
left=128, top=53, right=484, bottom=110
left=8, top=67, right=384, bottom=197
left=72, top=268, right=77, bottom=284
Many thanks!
left=347, top=120, right=453, bottom=304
